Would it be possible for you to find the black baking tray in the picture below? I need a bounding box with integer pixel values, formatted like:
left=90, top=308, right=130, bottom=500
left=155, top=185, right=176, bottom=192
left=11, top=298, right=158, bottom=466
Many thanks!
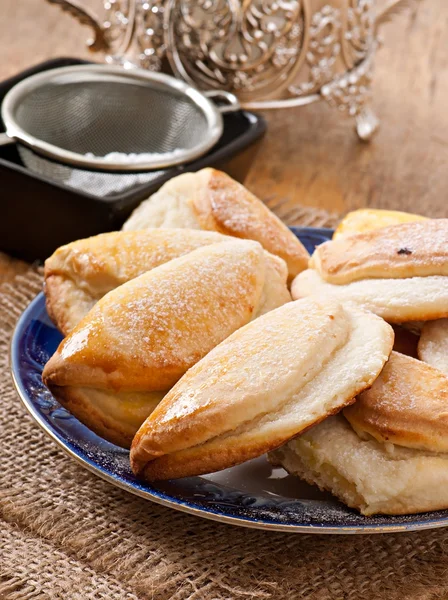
left=0, top=58, right=266, bottom=262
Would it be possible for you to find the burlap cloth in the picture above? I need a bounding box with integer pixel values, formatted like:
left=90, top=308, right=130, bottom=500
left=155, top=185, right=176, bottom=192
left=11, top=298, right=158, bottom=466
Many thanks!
left=2, top=205, right=448, bottom=600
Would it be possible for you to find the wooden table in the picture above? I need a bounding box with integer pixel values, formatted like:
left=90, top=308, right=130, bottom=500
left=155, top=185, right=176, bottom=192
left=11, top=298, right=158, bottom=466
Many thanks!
left=1, top=0, right=447, bottom=282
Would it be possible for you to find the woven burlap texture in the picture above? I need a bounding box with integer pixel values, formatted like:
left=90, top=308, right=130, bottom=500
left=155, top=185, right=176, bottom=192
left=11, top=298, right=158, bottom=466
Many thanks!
left=1, top=210, right=448, bottom=600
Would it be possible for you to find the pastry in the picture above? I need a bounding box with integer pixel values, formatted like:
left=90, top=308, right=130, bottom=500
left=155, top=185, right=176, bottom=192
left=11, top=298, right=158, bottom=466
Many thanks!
left=310, top=220, right=448, bottom=285
left=130, top=297, right=393, bottom=480
left=122, top=168, right=309, bottom=278
left=418, top=319, right=448, bottom=376
left=292, top=221, right=448, bottom=322
left=344, top=352, right=448, bottom=452
left=49, top=386, right=166, bottom=450
left=45, top=228, right=234, bottom=335
left=43, top=240, right=290, bottom=448
left=332, top=208, right=426, bottom=240
left=291, top=268, right=448, bottom=322
left=330, top=211, right=428, bottom=348
left=269, top=414, right=448, bottom=517
left=330, top=212, right=444, bottom=365
left=270, top=352, right=448, bottom=516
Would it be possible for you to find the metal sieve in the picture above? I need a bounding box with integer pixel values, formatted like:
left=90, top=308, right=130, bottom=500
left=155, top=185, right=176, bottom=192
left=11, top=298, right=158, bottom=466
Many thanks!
left=0, top=65, right=240, bottom=194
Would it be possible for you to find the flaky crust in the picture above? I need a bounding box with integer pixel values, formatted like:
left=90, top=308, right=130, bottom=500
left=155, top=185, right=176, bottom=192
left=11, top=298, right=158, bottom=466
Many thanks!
left=136, top=402, right=356, bottom=481
left=270, top=415, right=448, bottom=516
left=191, top=169, right=309, bottom=278
left=311, top=219, right=448, bottom=284
left=291, top=269, right=448, bottom=322
left=49, top=385, right=164, bottom=448
left=44, top=275, right=96, bottom=337
left=122, top=168, right=309, bottom=278
left=344, top=352, right=448, bottom=453
left=43, top=241, right=270, bottom=393
left=43, top=239, right=290, bottom=447
left=418, top=319, right=448, bottom=375
left=130, top=298, right=393, bottom=480
left=44, top=228, right=232, bottom=335
left=256, top=252, right=291, bottom=316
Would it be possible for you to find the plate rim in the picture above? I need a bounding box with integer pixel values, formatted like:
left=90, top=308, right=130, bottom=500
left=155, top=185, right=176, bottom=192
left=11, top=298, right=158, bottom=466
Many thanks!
left=10, top=227, right=448, bottom=535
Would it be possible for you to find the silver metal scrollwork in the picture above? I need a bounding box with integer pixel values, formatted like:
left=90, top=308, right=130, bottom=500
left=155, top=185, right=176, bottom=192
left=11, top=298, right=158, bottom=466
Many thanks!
left=166, top=0, right=307, bottom=102
left=45, top=0, right=420, bottom=140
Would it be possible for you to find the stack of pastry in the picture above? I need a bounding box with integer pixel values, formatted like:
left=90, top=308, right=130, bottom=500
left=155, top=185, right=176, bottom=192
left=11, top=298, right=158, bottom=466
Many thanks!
left=41, top=170, right=448, bottom=517
left=43, top=169, right=308, bottom=447
left=272, top=210, right=448, bottom=515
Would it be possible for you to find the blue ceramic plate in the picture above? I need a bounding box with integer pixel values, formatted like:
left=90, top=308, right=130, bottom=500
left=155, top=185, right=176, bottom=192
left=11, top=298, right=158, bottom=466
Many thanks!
left=11, top=227, right=448, bottom=534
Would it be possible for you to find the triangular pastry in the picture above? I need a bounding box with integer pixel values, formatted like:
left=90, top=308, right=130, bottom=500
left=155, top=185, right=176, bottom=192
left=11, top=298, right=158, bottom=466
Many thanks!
left=45, top=228, right=235, bottom=335
left=312, top=219, right=447, bottom=284
left=344, top=352, right=448, bottom=452
left=122, top=168, right=309, bottom=278
left=130, top=297, right=393, bottom=480
left=292, top=221, right=448, bottom=322
left=271, top=352, right=448, bottom=515
left=43, top=240, right=290, bottom=448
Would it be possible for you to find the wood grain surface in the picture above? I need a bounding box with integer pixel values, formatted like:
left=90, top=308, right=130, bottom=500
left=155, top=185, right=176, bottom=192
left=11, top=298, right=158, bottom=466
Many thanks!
left=0, top=0, right=447, bottom=281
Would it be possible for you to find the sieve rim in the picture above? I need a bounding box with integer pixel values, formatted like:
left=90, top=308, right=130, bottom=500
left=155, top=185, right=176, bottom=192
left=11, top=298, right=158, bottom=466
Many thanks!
left=1, top=65, right=227, bottom=172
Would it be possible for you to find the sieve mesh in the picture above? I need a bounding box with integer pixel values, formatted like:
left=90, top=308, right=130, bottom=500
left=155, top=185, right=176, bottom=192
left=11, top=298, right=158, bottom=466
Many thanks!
left=3, top=66, right=231, bottom=196
left=14, top=79, right=209, bottom=156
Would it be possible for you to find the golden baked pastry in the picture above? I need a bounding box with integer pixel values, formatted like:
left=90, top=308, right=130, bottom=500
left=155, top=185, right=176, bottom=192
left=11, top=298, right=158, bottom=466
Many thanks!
left=122, top=168, right=309, bottom=278
left=43, top=240, right=290, bottom=448
left=418, top=319, right=448, bottom=375
left=291, top=268, right=448, bottom=323
left=269, top=414, right=448, bottom=516
left=333, top=208, right=426, bottom=240
left=130, top=297, right=393, bottom=480
left=311, top=220, right=448, bottom=285
left=344, top=352, right=448, bottom=452
left=45, top=228, right=234, bottom=335
left=48, top=387, right=165, bottom=450
left=271, top=351, right=448, bottom=515
left=330, top=209, right=431, bottom=347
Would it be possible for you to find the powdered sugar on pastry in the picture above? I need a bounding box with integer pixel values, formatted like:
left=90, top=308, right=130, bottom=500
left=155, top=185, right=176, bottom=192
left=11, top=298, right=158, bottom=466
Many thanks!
left=344, top=351, right=448, bottom=452
left=418, top=319, right=448, bottom=375
left=291, top=269, right=448, bottom=322
left=311, top=219, right=448, bottom=284
left=122, top=168, right=309, bottom=278
left=43, top=238, right=291, bottom=448
left=269, top=415, right=448, bottom=516
left=130, top=297, right=393, bottom=480
left=43, top=241, right=270, bottom=393
left=44, top=229, right=289, bottom=335
left=44, top=229, right=232, bottom=334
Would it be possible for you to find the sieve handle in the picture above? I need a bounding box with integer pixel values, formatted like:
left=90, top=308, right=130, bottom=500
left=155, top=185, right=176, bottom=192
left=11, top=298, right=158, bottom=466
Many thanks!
left=0, top=133, right=14, bottom=147
left=203, top=90, right=241, bottom=114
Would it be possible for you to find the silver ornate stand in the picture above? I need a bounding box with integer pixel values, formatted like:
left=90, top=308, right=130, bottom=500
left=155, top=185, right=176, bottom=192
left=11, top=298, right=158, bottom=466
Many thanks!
left=46, top=0, right=417, bottom=141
